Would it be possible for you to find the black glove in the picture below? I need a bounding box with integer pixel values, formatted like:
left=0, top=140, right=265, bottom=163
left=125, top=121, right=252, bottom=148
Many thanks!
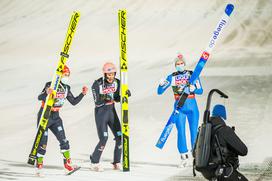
left=126, top=89, right=131, bottom=97
left=101, top=94, right=113, bottom=101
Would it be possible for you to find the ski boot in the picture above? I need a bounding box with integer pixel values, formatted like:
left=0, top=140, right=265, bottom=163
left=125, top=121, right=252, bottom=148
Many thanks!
left=35, top=160, right=44, bottom=177
left=90, top=163, right=104, bottom=172
left=64, top=158, right=80, bottom=175
left=112, top=162, right=122, bottom=171
left=178, top=153, right=190, bottom=168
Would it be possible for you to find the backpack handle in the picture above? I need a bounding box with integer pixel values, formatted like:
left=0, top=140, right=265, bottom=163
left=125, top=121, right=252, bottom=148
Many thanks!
left=203, top=89, right=228, bottom=124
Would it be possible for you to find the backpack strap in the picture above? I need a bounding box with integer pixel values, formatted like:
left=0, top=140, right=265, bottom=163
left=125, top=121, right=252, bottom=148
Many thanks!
left=213, top=125, right=226, bottom=164
left=193, top=159, right=196, bottom=177
left=192, top=127, right=201, bottom=177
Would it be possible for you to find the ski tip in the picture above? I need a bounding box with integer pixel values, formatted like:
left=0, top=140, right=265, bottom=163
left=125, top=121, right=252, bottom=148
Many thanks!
left=155, top=143, right=163, bottom=149
left=225, top=4, right=234, bottom=16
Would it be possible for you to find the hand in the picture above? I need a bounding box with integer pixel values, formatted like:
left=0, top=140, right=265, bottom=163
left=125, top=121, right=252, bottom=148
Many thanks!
left=82, top=86, right=88, bottom=95
left=101, top=94, right=112, bottom=101
left=46, top=87, right=55, bottom=99
left=46, top=87, right=53, bottom=95
left=159, top=78, right=169, bottom=86
left=126, top=89, right=131, bottom=97
left=189, top=84, right=196, bottom=92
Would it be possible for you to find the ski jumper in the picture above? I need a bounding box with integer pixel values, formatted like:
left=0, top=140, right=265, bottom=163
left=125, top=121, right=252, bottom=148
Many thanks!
left=37, top=82, right=84, bottom=158
left=91, top=77, right=122, bottom=164
left=157, top=70, right=203, bottom=154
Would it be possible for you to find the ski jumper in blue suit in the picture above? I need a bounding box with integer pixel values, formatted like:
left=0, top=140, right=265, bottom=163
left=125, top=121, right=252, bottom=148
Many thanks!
left=157, top=70, right=203, bottom=154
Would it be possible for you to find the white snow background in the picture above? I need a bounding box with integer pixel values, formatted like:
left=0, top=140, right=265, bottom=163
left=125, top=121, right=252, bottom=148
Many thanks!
left=0, top=0, right=271, bottom=180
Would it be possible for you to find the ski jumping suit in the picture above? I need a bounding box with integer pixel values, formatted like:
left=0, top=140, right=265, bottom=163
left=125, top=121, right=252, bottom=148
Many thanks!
left=37, top=82, right=85, bottom=158
left=91, top=77, right=122, bottom=164
left=157, top=70, right=203, bottom=154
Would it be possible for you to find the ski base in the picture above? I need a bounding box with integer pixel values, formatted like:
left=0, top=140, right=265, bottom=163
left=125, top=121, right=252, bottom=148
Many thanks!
left=155, top=112, right=176, bottom=149
left=66, top=166, right=81, bottom=175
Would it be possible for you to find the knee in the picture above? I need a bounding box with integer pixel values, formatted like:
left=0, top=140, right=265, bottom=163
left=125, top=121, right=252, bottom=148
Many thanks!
left=99, top=132, right=109, bottom=145
left=60, top=139, right=70, bottom=150
left=115, top=132, right=122, bottom=144
left=38, top=144, right=47, bottom=155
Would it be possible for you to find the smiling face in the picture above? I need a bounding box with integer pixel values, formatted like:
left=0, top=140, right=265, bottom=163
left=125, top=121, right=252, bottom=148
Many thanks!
left=105, top=72, right=115, bottom=83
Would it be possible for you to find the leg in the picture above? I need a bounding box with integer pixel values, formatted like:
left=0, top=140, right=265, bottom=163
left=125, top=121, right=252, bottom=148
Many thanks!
left=175, top=110, right=188, bottom=154
left=220, top=169, right=248, bottom=181
left=36, top=109, right=51, bottom=163
left=50, top=117, right=79, bottom=173
left=187, top=99, right=199, bottom=150
left=108, top=107, right=122, bottom=164
left=49, top=117, right=70, bottom=154
left=91, top=107, right=109, bottom=163
left=36, top=129, right=48, bottom=161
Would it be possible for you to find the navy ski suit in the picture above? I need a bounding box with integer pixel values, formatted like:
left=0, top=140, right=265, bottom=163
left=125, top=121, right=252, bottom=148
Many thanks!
left=90, top=77, right=122, bottom=164
left=37, top=82, right=84, bottom=157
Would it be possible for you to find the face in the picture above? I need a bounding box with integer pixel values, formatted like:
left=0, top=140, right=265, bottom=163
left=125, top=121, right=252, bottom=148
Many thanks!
left=62, top=72, right=70, bottom=77
left=105, top=72, right=115, bottom=83
left=175, top=59, right=185, bottom=67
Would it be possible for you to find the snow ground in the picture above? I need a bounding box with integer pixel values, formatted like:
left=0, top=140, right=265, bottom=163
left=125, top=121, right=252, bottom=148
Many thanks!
left=0, top=0, right=272, bottom=180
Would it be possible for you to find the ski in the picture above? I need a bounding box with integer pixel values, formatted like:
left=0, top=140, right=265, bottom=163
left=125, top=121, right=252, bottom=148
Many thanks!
left=177, top=4, right=234, bottom=108
left=27, top=11, right=80, bottom=165
left=156, top=4, right=234, bottom=149
left=155, top=110, right=176, bottom=149
left=118, top=10, right=130, bottom=172
left=66, top=166, right=81, bottom=175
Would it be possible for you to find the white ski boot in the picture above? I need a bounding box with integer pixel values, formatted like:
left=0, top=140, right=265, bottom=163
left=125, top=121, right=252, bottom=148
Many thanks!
left=90, top=163, right=104, bottom=172
left=178, top=153, right=190, bottom=168
left=112, top=162, right=122, bottom=171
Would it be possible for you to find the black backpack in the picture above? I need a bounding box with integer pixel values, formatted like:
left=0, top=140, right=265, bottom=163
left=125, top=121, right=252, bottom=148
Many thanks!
left=192, top=89, right=228, bottom=176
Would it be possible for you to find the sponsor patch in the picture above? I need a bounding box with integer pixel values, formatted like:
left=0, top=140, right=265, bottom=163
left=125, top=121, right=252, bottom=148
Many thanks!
left=201, top=51, right=210, bottom=60
left=58, top=126, right=63, bottom=131
left=174, top=74, right=189, bottom=86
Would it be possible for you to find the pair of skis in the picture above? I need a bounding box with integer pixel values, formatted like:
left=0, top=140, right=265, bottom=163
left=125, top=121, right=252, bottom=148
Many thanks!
left=156, top=4, right=235, bottom=149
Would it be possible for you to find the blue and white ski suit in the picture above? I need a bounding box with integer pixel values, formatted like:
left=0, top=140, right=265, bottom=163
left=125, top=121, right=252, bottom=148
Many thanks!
left=157, top=70, right=203, bottom=154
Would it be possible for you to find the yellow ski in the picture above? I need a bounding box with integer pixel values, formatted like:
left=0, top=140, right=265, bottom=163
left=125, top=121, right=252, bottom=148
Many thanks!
left=27, top=11, right=80, bottom=165
left=118, top=9, right=130, bottom=172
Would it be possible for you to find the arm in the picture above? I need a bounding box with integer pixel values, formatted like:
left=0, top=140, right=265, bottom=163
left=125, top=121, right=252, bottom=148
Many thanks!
left=224, top=127, right=248, bottom=156
left=91, top=80, right=105, bottom=107
left=193, top=77, right=203, bottom=95
left=38, top=82, right=51, bottom=101
left=66, top=85, right=84, bottom=106
left=114, top=79, right=121, bottom=102
left=157, top=75, right=172, bottom=95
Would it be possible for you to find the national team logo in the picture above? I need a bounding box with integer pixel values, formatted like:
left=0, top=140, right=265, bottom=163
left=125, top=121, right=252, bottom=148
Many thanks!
left=201, top=51, right=210, bottom=60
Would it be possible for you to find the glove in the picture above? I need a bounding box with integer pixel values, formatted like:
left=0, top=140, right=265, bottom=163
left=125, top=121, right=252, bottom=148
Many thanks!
left=46, top=87, right=53, bottom=95
left=46, top=87, right=56, bottom=99
left=126, top=89, right=131, bottom=97
left=82, top=86, right=88, bottom=95
left=101, top=94, right=112, bottom=101
left=189, top=84, right=196, bottom=92
left=159, top=78, right=169, bottom=87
